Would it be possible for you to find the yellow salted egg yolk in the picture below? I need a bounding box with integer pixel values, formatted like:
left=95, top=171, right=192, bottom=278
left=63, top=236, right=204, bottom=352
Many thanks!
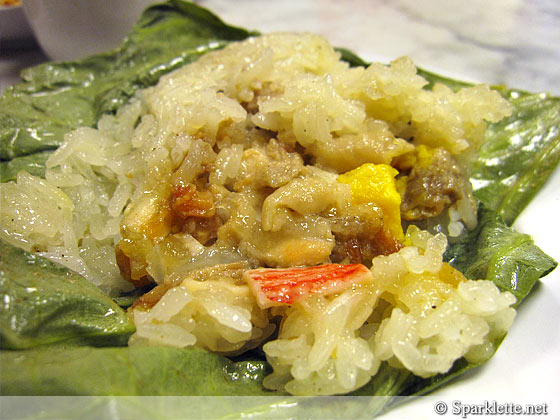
left=338, top=163, right=404, bottom=241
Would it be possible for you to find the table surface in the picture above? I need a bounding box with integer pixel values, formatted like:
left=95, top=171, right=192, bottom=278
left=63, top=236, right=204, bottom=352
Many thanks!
left=1, top=1, right=559, bottom=418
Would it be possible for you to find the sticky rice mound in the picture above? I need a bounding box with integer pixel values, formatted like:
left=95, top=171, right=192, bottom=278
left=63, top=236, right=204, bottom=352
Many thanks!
left=0, top=33, right=515, bottom=396
left=259, top=228, right=515, bottom=395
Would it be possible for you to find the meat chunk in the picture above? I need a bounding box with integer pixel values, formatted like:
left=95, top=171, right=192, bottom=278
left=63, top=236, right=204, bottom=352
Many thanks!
left=234, top=139, right=304, bottom=190
left=171, top=182, right=216, bottom=219
left=131, top=262, right=249, bottom=311
left=310, top=119, right=414, bottom=173
left=328, top=199, right=403, bottom=266
left=398, top=146, right=473, bottom=221
left=115, top=244, right=152, bottom=287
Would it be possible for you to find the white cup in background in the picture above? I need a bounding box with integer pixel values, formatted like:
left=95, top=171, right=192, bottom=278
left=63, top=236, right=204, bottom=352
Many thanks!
left=22, top=0, right=158, bottom=61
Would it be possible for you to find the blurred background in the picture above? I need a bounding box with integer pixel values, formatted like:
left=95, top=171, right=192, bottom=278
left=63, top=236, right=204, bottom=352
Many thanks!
left=1, top=0, right=559, bottom=95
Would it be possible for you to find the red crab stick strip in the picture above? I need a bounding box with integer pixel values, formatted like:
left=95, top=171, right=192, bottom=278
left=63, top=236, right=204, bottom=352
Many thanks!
left=244, top=264, right=373, bottom=308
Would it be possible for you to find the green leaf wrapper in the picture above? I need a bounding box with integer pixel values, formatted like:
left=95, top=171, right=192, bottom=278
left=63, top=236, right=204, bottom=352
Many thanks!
left=0, top=240, right=135, bottom=349
left=0, top=346, right=274, bottom=396
left=444, top=206, right=557, bottom=304
left=472, top=90, right=560, bottom=225
left=0, top=0, right=254, bottom=160
left=0, top=151, right=51, bottom=182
